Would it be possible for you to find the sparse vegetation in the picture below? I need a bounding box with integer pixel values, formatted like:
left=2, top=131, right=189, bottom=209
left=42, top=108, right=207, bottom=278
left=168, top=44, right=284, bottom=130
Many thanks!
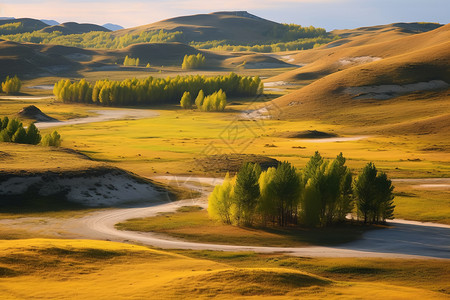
left=123, top=55, right=140, bottom=66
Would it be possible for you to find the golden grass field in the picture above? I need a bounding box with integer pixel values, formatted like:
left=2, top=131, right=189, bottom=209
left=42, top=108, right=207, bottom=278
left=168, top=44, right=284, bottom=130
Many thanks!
left=0, top=239, right=448, bottom=299
left=0, top=19, right=449, bottom=299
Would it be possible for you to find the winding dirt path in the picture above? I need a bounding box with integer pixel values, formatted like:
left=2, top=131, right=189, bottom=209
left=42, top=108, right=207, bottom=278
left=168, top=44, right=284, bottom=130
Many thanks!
left=35, top=109, right=159, bottom=129
left=55, top=176, right=449, bottom=259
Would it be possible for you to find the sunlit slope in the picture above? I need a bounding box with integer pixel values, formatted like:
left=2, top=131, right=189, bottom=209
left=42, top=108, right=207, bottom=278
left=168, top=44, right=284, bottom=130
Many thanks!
left=270, top=23, right=449, bottom=83
left=0, top=239, right=447, bottom=299
left=114, top=11, right=279, bottom=43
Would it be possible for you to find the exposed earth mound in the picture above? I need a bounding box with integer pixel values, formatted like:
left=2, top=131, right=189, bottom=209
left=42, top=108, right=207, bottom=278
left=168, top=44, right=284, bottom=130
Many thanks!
left=18, top=105, right=58, bottom=122
left=0, top=167, right=166, bottom=207
left=274, top=130, right=338, bottom=139
left=193, top=154, right=280, bottom=173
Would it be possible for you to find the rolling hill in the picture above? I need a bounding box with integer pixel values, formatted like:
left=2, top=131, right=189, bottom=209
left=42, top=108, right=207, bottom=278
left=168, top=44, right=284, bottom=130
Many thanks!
left=114, top=11, right=280, bottom=43
left=268, top=22, right=447, bottom=84
left=262, top=24, right=450, bottom=142
left=40, top=22, right=110, bottom=35
left=0, top=18, right=48, bottom=33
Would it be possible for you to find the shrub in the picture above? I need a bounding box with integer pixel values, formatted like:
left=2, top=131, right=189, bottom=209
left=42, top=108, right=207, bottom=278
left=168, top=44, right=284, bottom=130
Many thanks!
left=180, top=91, right=192, bottom=109
left=181, top=54, right=206, bottom=69
left=41, top=131, right=61, bottom=147
left=1, top=75, right=21, bottom=94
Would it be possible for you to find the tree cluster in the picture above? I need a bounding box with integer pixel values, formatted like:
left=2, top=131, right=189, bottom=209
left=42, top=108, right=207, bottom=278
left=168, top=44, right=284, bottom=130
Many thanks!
left=53, top=73, right=260, bottom=106
left=208, top=152, right=395, bottom=227
left=265, top=24, right=327, bottom=41
left=181, top=54, right=206, bottom=69
left=191, top=36, right=337, bottom=53
left=181, top=89, right=227, bottom=111
left=0, top=22, right=24, bottom=35
left=0, top=117, right=41, bottom=145
left=1, top=75, right=22, bottom=94
left=41, top=130, right=62, bottom=147
left=123, top=55, right=140, bottom=66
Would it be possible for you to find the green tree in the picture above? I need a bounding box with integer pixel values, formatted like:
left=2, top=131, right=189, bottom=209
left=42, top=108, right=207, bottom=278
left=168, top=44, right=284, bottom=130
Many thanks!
left=233, top=162, right=261, bottom=226
left=180, top=91, right=192, bottom=109
left=258, top=167, right=277, bottom=225
left=11, top=127, right=27, bottom=143
left=182, top=54, right=206, bottom=69
left=195, top=90, right=204, bottom=108
left=270, top=162, right=302, bottom=226
left=41, top=131, right=61, bottom=147
left=354, top=162, right=395, bottom=223
left=25, top=123, right=41, bottom=145
left=1, top=75, right=21, bottom=94
left=208, top=173, right=234, bottom=224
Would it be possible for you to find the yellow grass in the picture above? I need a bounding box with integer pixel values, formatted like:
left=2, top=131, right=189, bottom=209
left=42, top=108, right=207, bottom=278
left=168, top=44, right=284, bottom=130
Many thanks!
left=0, top=239, right=447, bottom=299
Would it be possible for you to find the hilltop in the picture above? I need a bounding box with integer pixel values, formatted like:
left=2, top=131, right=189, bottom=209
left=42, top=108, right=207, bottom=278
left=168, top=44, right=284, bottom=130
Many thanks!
left=114, top=11, right=281, bottom=42
left=40, top=22, right=110, bottom=35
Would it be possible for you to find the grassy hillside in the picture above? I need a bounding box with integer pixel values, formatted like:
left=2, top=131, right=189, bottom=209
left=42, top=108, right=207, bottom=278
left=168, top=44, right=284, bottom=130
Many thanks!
left=0, top=18, right=48, bottom=34
left=269, top=23, right=450, bottom=83
left=114, top=11, right=280, bottom=42
left=40, top=22, right=110, bottom=35
left=0, top=239, right=448, bottom=299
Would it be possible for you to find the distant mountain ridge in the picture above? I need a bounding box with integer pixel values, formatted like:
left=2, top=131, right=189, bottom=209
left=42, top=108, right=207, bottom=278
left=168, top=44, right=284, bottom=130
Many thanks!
left=102, top=23, right=124, bottom=31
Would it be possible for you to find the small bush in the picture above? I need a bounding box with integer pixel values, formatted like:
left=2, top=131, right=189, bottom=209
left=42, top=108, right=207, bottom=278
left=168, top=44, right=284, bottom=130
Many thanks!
left=41, top=131, right=61, bottom=147
left=182, top=54, right=206, bottom=69
left=1, top=75, right=21, bottom=94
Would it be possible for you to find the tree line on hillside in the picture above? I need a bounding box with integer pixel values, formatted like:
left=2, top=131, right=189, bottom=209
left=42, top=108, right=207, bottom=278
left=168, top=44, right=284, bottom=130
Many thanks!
left=53, top=73, right=262, bottom=106
left=180, top=89, right=227, bottom=111
left=0, top=22, right=24, bottom=35
left=181, top=54, right=206, bottom=69
left=1, top=76, right=22, bottom=94
left=0, top=23, right=340, bottom=53
left=191, top=36, right=338, bottom=53
left=209, top=152, right=395, bottom=227
left=0, top=30, right=182, bottom=49
left=0, top=117, right=61, bottom=146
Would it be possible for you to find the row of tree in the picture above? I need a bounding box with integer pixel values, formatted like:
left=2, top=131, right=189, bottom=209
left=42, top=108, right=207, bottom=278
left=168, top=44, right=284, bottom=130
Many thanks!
left=191, top=36, right=337, bottom=53
left=0, top=117, right=61, bottom=146
left=53, top=73, right=262, bottom=106
left=180, top=89, right=227, bottom=111
left=208, top=152, right=395, bottom=227
left=1, top=75, right=22, bottom=94
left=0, top=29, right=183, bottom=49
left=181, top=54, right=206, bottom=69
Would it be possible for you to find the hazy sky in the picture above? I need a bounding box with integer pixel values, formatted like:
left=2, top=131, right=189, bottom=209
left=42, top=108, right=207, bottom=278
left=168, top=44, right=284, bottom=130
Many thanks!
left=1, top=0, right=449, bottom=30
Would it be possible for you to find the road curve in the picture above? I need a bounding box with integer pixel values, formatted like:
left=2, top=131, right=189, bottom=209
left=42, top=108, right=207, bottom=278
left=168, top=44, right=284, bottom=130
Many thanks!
left=63, top=176, right=450, bottom=259
left=35, top=109, right=159, bottom=129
